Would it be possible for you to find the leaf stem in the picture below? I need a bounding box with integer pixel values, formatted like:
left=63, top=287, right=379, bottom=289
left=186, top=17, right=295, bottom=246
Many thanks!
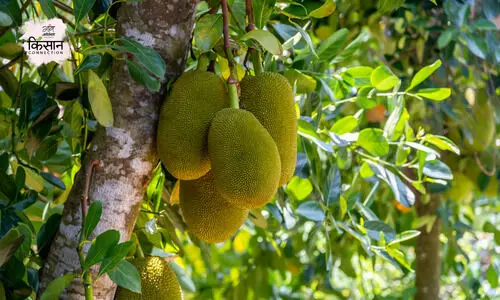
left=245, top=0, right=263, bottom=75
left=78, top=160, right=100, bottom=300
left=221, top=0, right=240, bottom=108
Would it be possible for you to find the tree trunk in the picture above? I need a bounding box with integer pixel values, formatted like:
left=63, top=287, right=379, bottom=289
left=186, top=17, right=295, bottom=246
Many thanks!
left=39, top=1, right=197, bottom=299
left=415, top=194, right=442, bottom=300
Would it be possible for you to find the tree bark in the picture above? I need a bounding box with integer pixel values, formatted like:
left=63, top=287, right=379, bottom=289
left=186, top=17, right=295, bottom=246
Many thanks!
left=39, top=1, right=197, bottom=299
left=415, top=194, right=442, bottom=300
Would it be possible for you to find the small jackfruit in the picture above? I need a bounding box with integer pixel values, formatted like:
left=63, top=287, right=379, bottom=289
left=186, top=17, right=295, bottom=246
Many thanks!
left=208, top=108, right=281, bottom=208
left=157, top=71, right=228, bottom=180
left=180, top=172, right=248, bottom=243
left=240, top=72, right=297, bottom=186
left=114, top=256, right=183, bottom=300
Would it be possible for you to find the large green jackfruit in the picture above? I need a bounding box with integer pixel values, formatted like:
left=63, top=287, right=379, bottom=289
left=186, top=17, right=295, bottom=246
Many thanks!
left=180, top=172, right=248, bottom=243
left=240, top=72, right=297, bottom=186
left=114, top=256, right=183, bottom=300
left=157, top=71, right=228, bottom=180
left=208, top=108, right=281, bottom=208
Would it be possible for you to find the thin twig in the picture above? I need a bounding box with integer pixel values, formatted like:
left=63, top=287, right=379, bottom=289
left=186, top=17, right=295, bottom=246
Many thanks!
left=53, top=0, right=73, bottom=14
left=81, top=160, right=100, bottom=219
left=0, top=54, right=23, bottom=72
left=245, top=0, right=256, bottom=31
left=474, top=152, right=496, bottom=177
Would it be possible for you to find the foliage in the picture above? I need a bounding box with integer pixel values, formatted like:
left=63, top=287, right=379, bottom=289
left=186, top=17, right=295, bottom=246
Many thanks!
left=0, top=0, right=498, bottom=299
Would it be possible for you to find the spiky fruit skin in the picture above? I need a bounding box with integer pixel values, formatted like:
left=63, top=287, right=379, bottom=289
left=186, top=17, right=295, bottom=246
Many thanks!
left=240, top=72, right=297, bottom=186
left=157, top=71, right=228, bottom=180
left=208, top=108, right=281, bottom=208
left=180, top=172, right=248, bottom=243
left=448, top=101, right=495, bottom=154
left=114, top=257, right=183, bottom=300
left=445, top=173, right=475, bottom=204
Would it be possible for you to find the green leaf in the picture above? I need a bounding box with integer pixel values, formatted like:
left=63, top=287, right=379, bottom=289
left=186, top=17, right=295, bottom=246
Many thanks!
left=486, top=264, right=499, bottom=288
left=0, top=42, right=23, bottom=59
left=422, top=135, right=460, bottom=155
left=317, top=28, right=348, bottom=61
left=242, top=29, right=283, bottom=55
left=74, top=0, right=96, bottom=24
left=386, top=247, right=412, bottom=271
left=308, top=0, right=335, bottom=18
left=324, top=166, right=341, bottom=206
left=194, top=14, right=223, bottom=53
left=406, top=60, right=442, bottom=91
left=74, top=54, right=101, bottom=75
left=365, top=161, right=415, bottom=207
left=360, top=161, right=375, bottom=178
left=88, top=70, right=114, bottom=127
left=462, top=33, right=487, bottom=59
left=416, top=88, right=451, bottom=101
left=343, top=66, right=373, bottom=87
left=126, top=60, right=160, bottom=92
left=0, top=11, right=12, bottom=26
left=296, top=201, right=325, bottom=222
left=422, top=160, right=453, bottom=180
left=358, top=128, right=389, bottom=157
left=118, top=39, right=166, bottom=80
left=388, top=230, right=421, bottom=246
left=108, top=260, right=141, bottom=294
left=38, top=0, right=57, bottom=18
left=298, top=119, right=332, bottom=153
left=286, top=176, right=313, bottom=201
left=290, top=20, right=318, bottom=58
left=331, top=116, right=358, bottom=135
left=370, top=65, right=399, bottom=91
left=437, top=29, right=455, bottom=49
left=378, top=0, right=405, bottom=12
left=170, top=262, right=196, bottom=292
left=40, top=172, right=66, bottom=190
left=253, top=0, right=275, bottom=29
left=0, top=228, right=24, bottom=267
left=83, top=230, right=120, bottom=270
left=471, top=18, right=497, bottom=30
left=331, top=29, right=370, bottom=64
left=97, top=241, right=134, bottom=278
left=364, top=220, right=395, bottom=241
left=39, top=274, right=77, bottom=300
left=83, top=201, right=102, bottom=240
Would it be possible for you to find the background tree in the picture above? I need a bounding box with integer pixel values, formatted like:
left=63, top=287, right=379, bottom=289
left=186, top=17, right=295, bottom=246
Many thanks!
left=0, top=0, right=498, bottom=299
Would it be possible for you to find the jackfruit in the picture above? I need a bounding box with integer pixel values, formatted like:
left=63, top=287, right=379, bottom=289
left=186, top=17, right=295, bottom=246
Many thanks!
left=180, top=172, right=248, bottom=243
left=445, top=172, right=475, bottom=204
left=114, top=256, right=183, bottom=300
left=157, top=71, right=228, bottom=180
left=240, top=72, right=297, bottom=186
left=448, top=92, right=495, bottom=154
left=208, top=108, right=281, bottom=208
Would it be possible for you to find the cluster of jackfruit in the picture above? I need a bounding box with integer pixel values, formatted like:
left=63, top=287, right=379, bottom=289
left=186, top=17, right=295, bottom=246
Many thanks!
left=115, top=256, right=183, bottom=300
left=157, top=71, right=297, bottom=243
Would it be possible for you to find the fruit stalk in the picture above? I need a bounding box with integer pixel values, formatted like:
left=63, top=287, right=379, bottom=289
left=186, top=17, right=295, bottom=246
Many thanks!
left=221, top=0, right=240, bottom=109
left=245, top=0, right=263, bottom=75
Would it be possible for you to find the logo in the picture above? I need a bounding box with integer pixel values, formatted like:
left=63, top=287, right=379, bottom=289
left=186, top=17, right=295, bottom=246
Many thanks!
left=21, top=18, right=71, bottom=67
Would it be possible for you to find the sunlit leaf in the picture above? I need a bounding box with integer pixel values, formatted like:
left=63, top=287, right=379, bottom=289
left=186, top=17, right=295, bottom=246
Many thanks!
left=88, top=70, right=114, bottom=127
left=242, top=29, right=283, bottom=55
left=406, top=60, right=442, bottom=91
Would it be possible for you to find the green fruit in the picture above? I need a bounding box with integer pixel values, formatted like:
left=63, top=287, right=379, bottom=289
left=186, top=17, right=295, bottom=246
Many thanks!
left=448, top=96, right=495, bottom=154
left=114, top=257, right=183, bottom=300
left=240, top=72, right=297, bottom=186
left=157, top=71, right=228, bottom=180
left=283, top=69, right=317, bottom=94
left=445, top=173, right=475, bottom=204
left=180, top=172, right=248, bottom=243
left=208, top=108, right=281, bottom=208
